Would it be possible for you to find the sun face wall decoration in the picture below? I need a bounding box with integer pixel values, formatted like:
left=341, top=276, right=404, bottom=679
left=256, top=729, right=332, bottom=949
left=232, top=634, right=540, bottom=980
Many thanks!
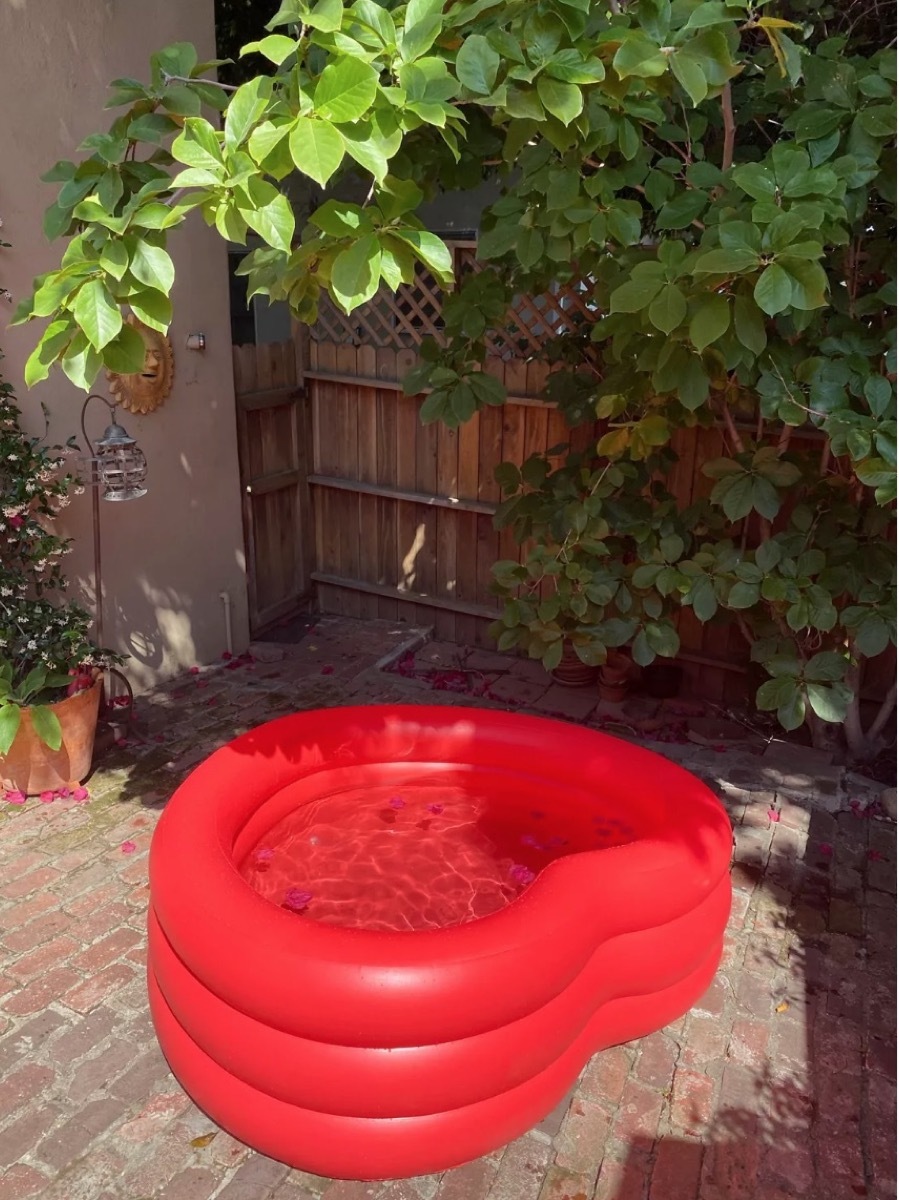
left=106, top=315, right=174, bottom=415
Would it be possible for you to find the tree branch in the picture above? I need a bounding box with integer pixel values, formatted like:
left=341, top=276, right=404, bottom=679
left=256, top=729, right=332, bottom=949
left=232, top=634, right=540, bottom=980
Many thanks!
left=867, top=681, right=897, bottom=746
left=162, top=73, right=238, bottom=93
left=721, top=83, right=736, bottom=172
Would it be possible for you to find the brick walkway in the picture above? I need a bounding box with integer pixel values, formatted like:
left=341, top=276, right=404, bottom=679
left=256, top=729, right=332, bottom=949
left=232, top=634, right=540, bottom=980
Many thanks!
left=0, top=617, right=895, bottom=1200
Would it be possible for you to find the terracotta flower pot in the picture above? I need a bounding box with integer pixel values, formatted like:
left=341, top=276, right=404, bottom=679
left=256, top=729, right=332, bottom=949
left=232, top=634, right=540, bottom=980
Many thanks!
left=0, top=678, right=102, bottom=795
left=550, top=642, right=600, bottom=688
left=598, top=652, right=633, bottom=704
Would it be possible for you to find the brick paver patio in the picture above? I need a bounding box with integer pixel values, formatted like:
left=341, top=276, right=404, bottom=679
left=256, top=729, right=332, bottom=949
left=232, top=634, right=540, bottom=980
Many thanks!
left=0, top=617, right=895, bottom=1200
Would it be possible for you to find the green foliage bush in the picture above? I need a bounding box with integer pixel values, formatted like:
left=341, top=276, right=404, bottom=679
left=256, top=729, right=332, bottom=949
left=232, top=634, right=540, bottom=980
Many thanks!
left=12, top=0, right=896, bottom=756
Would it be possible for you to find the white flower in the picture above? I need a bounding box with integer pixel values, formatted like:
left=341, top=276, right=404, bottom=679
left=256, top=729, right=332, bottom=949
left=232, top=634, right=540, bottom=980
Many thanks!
left=26, top=639, right=37, bottom=650
left=6, top=454, right=17, bottom=461
left=74, top=485, right=85, bottom=495
left=0, top=587, right=11, bottom=596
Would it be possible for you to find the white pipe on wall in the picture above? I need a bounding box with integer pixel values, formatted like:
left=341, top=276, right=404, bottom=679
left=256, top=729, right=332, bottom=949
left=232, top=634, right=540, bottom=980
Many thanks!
left=219, top=590, right=234, bottom=656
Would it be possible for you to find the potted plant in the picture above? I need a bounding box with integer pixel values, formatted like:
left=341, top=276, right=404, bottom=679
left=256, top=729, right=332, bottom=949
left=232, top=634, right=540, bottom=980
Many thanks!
left=0, top=349, right=119, bottom=795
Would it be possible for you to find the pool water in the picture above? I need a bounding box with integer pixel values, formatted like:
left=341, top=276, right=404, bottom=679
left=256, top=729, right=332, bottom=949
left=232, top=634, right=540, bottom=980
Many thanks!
left=239, top=782, right=637, bottom=933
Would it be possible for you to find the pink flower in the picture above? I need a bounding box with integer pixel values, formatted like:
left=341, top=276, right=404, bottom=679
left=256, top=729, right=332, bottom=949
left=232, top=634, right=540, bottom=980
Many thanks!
left=818, top=843, right=834, bottom=857
left=121, top=840, right=137, bottom=854
left=3, top=789, right=26, bottom=805
left=66, top=670, right=94, bottom=697
left=767, top=808, right=781, bottom=823
left=389, top=796, right=405, bottom=809
left=72, top=787, right=89, bottom=803
left=56, top=787, right=70, bottom=798
left=426, top=803, right=444, bottom=815
left=39, top=791, right=55, bottom=804
left=8, top=514, right=23, bottom=529
left=321, top=665, right=334, bottom=675
left=188, top=666, right=200, bottom=675
left=283, top=888, right=313, bottom=912
left=509, top=863, right=536, bottom=886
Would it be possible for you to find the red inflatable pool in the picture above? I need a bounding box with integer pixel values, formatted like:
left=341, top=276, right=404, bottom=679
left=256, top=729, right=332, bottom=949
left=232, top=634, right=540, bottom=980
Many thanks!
left=148, top=705, right=732, bottom=1179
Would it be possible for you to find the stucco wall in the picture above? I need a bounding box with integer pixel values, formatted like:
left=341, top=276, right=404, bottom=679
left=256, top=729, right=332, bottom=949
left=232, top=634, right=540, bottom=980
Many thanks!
left=0, top=0, right=250, bottom=691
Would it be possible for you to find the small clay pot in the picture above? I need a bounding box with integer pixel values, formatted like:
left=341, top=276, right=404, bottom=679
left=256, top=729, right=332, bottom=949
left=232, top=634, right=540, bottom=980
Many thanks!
left=598, top=652, right=633, bottom=703
left=0, top=678, right=102, bottom=795
left=550, top=642, right=600, bottom=688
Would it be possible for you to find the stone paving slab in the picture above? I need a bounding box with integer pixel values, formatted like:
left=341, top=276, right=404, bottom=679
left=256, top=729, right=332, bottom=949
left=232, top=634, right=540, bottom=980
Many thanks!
left=0, top=616, right=895, bottom=1200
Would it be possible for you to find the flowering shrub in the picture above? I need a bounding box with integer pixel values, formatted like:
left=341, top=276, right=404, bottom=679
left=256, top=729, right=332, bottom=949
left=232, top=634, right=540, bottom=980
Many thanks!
left=0, top=229, right=119, bottom=752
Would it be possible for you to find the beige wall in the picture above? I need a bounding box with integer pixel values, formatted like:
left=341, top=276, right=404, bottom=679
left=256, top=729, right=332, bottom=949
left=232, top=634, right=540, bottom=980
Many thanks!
left=1, top=0, right=250, bottom=691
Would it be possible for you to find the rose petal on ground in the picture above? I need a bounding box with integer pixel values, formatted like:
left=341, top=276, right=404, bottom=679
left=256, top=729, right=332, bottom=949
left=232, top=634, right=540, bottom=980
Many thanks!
left=39, top=791, right=55, bottom=804
left=121, top=840, right=137, bottom=854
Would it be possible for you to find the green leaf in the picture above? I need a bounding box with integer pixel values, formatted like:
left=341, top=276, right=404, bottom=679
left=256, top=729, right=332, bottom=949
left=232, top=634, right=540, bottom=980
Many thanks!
left=733, top=294, right=767, bottom=354
left=171, top=118, right=224, bottom=171
left=314, top=58, right=379, bottom=123
left=804, top=651, right=847, bottom=683
left=670, top=49, right=708, bottom=106
left=99, top=239, right=129, bottom=281
left=717, top=473, right=754, bottom=520
left=455, top=34, right=500, bottom=94
left=613, top=33, right=668, bottom=79
left=23, top=319, right=73, bottom=387
left=610, top=277, right=664, bottom=313
left=31, top=705, right=63, bottom=752
left=61, top=332, right=103, bottom=391
left=656, top=190, right=707, bottom=230
left=648, top=284, right=687, bottom=334
left=225, top=78, right=273, bottom=150
left=102, top=323, right=147, bottom=374
left=755, top=539, right=781, bottom=572
left=728, top=581, right=760, bottom=609
left=128, top=288, right=173, bottom=333
left=645, top=621, right=679, bottom=658
left=693, top=247, right=759, bottom=274
left=689, top=294, right=730, bottom=352
left=535, top=77, right=583, bottom=126
left=72, top=279, right=123, bottom=350
left=248, top=120, right=291, bottom=167
left=242, top=191, right=295, bottom=253
left=289, top=118, right=345, bottom=186
left=0, top=705, right=22, bottom=756
left=129, top=242, right=175, bottom=294
left=806, top=683, right=851, bottom=724
left=331, top=234, right=382, bottom=314
left=853, top=614, right=891, bottom=658
left=307, top=0, right=343, bottom=31
left=756, top=675, right=796, bottom=711
left=241, top=34, right=298, bottom=64
left=394, top=230, right=453, bottom=279
left=773, top=687, right=806, bottom=731
left=754, top=263, right=793, bottom=316
left=692, top=577, right=717, bottom=622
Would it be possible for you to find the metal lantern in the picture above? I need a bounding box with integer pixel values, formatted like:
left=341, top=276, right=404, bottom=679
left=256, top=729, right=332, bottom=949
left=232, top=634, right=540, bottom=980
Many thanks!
left=94, top=420, right=148, bottom=501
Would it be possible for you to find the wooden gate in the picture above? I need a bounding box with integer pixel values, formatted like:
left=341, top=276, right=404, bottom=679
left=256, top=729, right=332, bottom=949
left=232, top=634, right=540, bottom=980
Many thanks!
left=232, top=339, right=314, bottom=635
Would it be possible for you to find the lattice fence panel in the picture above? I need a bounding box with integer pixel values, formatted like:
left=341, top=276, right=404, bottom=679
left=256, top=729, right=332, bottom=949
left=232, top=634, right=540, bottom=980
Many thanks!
left=310, top=243, right=597, bottom=359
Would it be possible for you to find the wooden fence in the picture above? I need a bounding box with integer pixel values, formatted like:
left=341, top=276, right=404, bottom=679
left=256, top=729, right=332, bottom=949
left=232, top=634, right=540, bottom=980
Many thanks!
left=232, top=243, right=892, bottom=708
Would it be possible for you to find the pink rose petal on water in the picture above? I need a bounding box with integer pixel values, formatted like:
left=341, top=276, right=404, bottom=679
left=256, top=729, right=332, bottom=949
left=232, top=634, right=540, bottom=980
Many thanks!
left=509, top=863, right=536, bottom=886
left=426, top=803, right=444, bottom=815
left=39, top=791, right=55, bottom=804
left=389, top=796, right=405, bottom=809
left=121, top=840, right=137, bottom=854
left=4, top=790, right=26, bottom=805
left=283, top=888, right=313, bottom=912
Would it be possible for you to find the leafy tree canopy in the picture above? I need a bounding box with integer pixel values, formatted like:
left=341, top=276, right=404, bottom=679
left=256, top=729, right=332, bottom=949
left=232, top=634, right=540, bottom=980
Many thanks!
left=12, top=0, right=897, bottom=756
